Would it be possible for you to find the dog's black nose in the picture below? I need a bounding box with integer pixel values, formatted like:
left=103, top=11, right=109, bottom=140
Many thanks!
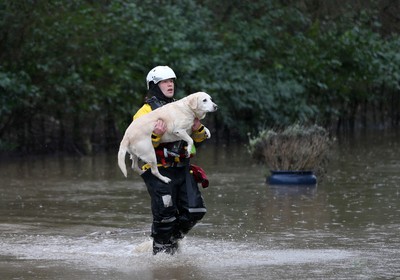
left=214, top=104, right=218, bottom=111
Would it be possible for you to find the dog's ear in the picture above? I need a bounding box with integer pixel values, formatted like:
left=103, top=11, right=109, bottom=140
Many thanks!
left=188, top=95, right=198, bottom=110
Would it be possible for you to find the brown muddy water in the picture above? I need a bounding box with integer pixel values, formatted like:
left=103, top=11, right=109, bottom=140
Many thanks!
left=0, top=131, right=399, bottom=280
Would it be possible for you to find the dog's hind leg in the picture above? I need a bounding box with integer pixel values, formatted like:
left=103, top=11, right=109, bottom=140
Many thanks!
left=130, top=154, right=144, bottom=175
left=149, top=163, right=171, bottom=184
left=140, top=152, right=171, bottom=184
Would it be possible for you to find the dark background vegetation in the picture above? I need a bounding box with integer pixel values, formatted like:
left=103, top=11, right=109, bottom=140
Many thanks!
left=1, top=0, right=399, bottom=155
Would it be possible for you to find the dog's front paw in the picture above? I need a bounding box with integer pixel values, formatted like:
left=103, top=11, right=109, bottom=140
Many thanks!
left=185, top=145, right=193, bottom=158
left=204, top=127, right=211, bottom=139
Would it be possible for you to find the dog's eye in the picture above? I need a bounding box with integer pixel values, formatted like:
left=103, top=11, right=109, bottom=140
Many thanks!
left=203, top=99, right=207, bottom=102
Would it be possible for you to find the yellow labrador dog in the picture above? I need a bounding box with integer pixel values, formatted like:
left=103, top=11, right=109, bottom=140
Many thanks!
left=118, top=91, right=218, bottom=183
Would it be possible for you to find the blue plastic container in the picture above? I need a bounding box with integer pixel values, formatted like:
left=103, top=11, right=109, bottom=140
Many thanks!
left=267, top=170, right=317, bottom=185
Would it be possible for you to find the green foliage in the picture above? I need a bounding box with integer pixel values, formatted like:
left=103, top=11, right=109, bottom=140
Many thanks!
left=0, top=0, right=399, bottom=154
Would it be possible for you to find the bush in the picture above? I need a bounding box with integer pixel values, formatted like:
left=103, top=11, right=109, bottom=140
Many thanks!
left=248, top=124, right=332, bottom=176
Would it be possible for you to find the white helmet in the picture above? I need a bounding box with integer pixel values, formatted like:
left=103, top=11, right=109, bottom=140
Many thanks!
left=146, top=66, right=176, bottom=89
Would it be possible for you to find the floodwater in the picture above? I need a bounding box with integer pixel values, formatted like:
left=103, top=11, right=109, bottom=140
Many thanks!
left=0, top=131, right=399, bottom=280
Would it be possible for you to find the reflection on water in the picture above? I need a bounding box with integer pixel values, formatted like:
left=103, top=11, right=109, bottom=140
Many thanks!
left=0, top=131, right=400, bottom=279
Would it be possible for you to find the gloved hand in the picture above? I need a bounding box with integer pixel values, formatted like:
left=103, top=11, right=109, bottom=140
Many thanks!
left=190, top=164, right=209, bottom=188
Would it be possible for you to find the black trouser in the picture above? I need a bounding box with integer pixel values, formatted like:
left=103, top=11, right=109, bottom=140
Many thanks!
left=141, top=164, right=206, bottom=247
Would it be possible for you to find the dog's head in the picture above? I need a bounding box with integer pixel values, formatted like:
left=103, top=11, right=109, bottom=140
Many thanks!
left=187, top=92, right=218, bottom=119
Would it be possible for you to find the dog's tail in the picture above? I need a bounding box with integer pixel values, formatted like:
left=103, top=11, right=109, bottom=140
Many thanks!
left=118, top=144, right=128, bottom=177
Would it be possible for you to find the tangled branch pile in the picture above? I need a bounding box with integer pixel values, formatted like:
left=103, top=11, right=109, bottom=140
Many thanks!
left=248, top=124, right=332, bottom=175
